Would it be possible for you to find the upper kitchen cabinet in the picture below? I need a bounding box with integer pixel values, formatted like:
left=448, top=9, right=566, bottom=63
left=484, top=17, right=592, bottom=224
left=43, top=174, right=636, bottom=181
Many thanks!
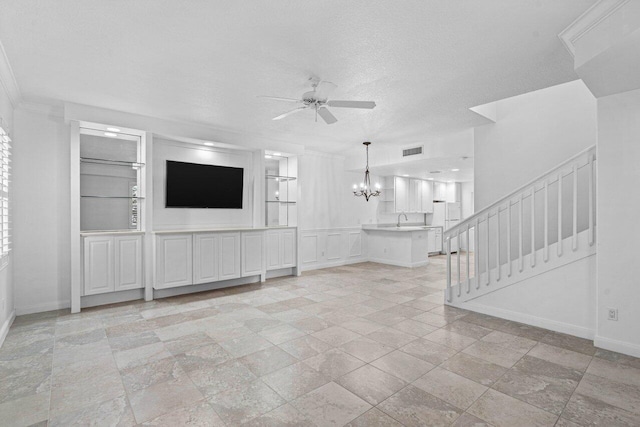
left=446, top=182, right=461, bottom=202
left=421, top=180, right=434, bottom=213
left=409, top=179, right=422, bottom=213
left=394, top=176, right=409, bottom=213
left=433, top=182, right=447, bottom=202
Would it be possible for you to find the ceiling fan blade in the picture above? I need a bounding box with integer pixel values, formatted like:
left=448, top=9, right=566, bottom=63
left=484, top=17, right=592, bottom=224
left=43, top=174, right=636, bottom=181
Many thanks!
left=259, top=96, right=301, bottom=103
left=317, top=107, right=338, bottom=125
left=272, top=106, right=308, bottom=120
left=314, top=81, right=337, bottom=100
left=327, top=100, right=376, bottom=109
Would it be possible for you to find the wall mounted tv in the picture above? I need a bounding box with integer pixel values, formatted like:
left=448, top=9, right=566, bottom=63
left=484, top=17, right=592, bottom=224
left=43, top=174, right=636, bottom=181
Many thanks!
left=165, top=160, right=244, bottom=208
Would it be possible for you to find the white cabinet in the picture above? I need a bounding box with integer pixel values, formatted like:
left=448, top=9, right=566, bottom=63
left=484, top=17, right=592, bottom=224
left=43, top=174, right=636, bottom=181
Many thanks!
left=193, top=233, right=218, bottom=284
left=434, top=182, right=447, bottom=201
left=409, top=179, right=422, bottom=213
left=446, top=182, right=461, bottom=202
left=83, top=234, right=143, bottom=296
left=241, top=231, right=264, bottom=277
left=83, top=236, right=114, bottom=296
left=266, top=228, right=296, bottom=270
left=394, top=176, right=409, bottom=213
left=219, top=232, right=241, bottom=280
left=421, top=181, right=434, bottom=213
left=114, top=235, right=143, bottom=291
left=156, top=234, right=193, bottom=289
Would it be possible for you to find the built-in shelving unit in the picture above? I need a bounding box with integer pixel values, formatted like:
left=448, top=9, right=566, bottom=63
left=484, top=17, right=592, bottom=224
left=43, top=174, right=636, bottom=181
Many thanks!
left=265, top=154, right=297, bottom=227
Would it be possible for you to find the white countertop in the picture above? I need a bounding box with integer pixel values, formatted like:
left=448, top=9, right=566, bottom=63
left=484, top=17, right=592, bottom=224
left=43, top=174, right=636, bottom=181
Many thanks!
left=362, top=224, right=442, bottom=233
left=81, top=226, right=295, bottom=236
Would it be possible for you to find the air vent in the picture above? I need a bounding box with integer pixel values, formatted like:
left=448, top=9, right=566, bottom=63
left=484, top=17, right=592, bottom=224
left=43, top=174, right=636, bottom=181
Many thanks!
left=402, top=146, right=423, bottom=157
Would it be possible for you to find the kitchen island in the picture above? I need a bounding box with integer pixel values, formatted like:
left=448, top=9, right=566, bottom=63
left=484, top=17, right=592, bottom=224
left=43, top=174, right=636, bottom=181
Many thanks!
left=362, top=224, right=442, bottom=268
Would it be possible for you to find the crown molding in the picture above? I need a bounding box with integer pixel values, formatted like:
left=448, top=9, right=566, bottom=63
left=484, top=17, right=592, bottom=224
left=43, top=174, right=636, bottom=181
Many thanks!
left=559, top=0, right=631, bottom=57
left=17, top=100, right=64, bottom=118
left=0, top=40, right=21, bottom=107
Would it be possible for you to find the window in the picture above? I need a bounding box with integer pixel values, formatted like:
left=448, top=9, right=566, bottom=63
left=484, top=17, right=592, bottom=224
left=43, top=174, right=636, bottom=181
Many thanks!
left=0, top=124, right=10, bottom=264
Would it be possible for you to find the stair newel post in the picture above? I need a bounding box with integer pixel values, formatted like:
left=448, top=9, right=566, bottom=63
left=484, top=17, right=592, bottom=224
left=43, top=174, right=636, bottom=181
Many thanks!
left=588, top=153, right=594, bottom=246
left=485, top=215, right=490, bottom=286
left=572, top=164, right=578, bottom=251
left=530, top=187, right=536, bottom=268
left=544, top=180, right=549, bottom=262
left=507, top=201, right=512, bottom=277
left=475, top=217, right=480, bottom=290
left=496, top=209, right=501, bottom=282
left=519, top=194, right=523, bottom=272
left=457, top=231, right=461, bottom=297
left=446, top=236, right=452, bottom=303
left=466, top=223, right=471, bottom=294
left=558, top=172, right=563, bottom=257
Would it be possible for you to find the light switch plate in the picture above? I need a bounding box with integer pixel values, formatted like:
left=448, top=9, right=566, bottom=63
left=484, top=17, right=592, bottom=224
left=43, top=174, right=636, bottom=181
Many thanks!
left=607, top=308, right=618, bottom=321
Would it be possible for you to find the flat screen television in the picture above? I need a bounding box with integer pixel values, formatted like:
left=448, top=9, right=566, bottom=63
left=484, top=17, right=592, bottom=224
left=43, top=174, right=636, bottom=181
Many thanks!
left=165, top=160, right=243, bottom=208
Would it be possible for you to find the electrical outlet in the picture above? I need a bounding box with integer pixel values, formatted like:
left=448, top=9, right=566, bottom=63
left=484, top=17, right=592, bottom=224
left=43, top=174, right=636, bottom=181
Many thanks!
left=321, top=251, right=325, bottom=257
left=607, top=308, right=618, bottom=321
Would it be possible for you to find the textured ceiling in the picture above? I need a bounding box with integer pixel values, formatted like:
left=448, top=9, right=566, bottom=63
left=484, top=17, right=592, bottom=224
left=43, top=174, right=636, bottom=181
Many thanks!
left=0, top=0, right=594, bottom=152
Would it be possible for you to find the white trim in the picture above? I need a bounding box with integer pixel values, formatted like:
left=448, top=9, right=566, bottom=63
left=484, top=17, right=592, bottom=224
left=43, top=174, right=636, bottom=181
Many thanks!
left=0, top=310, right=15, bottom=349
left=594, top=335, right=640, bottom=359
left=558, top=0, right=631, bottom=56
left=449, top=300, right=595, bottom=340
left=16, top=101, right=64, bottom=118
left=16, top=300, right=70, bottom=316
left=368, top=257, right=429, bottom=268
left=0, top=40, right=21, bottom=107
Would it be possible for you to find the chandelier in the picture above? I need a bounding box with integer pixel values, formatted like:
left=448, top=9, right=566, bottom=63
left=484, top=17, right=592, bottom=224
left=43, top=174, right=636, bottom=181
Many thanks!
left=353, top=141, right=381, bottom=201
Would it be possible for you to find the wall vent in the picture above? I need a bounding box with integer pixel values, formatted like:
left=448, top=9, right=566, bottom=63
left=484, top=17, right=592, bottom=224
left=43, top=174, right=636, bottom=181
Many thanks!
left=402, top=146, right=423, bottom=157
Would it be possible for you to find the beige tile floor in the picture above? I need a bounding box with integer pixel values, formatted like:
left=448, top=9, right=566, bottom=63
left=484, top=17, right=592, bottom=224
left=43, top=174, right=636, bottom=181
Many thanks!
left=1, top=256, right=640, bottom=426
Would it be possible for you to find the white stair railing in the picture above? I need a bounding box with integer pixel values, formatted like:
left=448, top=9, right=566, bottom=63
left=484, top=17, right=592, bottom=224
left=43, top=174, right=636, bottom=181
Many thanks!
left=445, top=145, right=596, bottom=304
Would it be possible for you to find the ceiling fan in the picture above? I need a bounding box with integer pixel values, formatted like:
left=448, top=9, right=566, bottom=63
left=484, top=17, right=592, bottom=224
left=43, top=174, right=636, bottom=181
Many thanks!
left=260, top=79, right=376, bottom=125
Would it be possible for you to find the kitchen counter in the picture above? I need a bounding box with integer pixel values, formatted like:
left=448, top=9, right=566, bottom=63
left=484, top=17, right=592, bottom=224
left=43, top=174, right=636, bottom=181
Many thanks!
left=363, top=224, right=433, bottom=268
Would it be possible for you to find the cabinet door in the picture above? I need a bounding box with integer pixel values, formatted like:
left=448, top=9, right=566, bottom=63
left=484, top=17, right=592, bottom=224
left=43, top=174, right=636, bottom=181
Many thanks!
left=156, top=234, right=193, bottom=289
left=83, top=236, right=114, bottom=295
left=266, top=231, right=281, bottom=270
left=241, top=231, right=264, bottom=277
left=194, top=233, right=218, bottom=284
left=394, top=176, right=409, bottom=213
left=409, top=179, right=422, bottom=213
left=114, top=235, right=143, bottom=291
left=281, top=229, right=296, bottom=268
left=434, top=182, right=446, bottom=201
left=421, top=180, right=434, bottom=213
left=219, top=232, right=241, bottom=280
left=427, top=230, right=436, bottom=253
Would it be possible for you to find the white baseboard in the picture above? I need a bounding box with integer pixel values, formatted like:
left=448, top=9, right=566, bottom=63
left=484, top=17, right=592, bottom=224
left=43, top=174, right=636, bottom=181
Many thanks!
left=450, top=300, right=595, bottom=340
left=301, top=257, right=368, bottom=272
left=0, top=310, right=16, bottom=349
left=368, top=257, right=429, bottom=268
left=15, top=300, right=70, bottom=316
left=594, top=335, right=640, bottom=358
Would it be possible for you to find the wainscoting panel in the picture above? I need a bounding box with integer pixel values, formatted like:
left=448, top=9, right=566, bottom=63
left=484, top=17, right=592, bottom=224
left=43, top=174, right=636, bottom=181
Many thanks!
left=301, top=235, right=318, bottom=264
left=348, top=232, right=362, bottom=257
left=300, top=228, right=368, bottom=271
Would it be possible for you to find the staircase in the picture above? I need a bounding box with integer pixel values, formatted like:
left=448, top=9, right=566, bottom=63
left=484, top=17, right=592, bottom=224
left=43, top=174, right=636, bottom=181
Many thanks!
left=444, top=146, right=596, bottom=308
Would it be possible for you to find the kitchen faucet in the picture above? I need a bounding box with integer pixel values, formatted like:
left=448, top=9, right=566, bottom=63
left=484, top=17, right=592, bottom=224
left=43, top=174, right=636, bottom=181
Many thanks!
left=397, top=212, right=408, bottom=227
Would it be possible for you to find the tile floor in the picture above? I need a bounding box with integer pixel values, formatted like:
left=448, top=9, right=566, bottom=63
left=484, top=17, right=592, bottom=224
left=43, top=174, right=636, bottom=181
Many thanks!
left=1, top=256, right=640, bottom=426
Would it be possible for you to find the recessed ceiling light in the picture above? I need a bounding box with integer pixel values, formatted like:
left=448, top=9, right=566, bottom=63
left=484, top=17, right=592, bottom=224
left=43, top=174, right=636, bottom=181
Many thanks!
left=273, top=152, right=282, bottom=156
left=451, top=168, right=459, bottom=172
left=104, top=132, right=117, bottom=137
left=204, top=142, right=214, bottom=146
left=448, top=180, right=454, bottom=183
left=265, top=155, right=272, bottom=159
left=402, top=174, right=409, bottom=177
left=106, top=127, right=120, bottom=132
left=427, top=178, right=434, bottom=180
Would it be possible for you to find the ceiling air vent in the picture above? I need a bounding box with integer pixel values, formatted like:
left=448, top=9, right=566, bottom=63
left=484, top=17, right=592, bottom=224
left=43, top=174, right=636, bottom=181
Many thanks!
left=402, top=146, right=423, bottom=157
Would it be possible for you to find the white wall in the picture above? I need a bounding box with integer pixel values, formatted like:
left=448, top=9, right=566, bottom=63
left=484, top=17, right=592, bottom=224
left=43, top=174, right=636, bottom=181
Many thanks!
left=474, top=79, right=597, bottom=210
left=13, top=106, right=71, bottom=314
left=153, top=138, right=254, bottom=230
left=0, top=83, right=14, bottom=343
left=298, top=152, right=377, bottom=270
left=595, top=87, right=640, bottom=357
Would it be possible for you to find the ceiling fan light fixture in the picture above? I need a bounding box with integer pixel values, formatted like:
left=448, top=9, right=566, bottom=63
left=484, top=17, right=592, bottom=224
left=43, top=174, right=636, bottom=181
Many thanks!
left=353, top=142, right=381, bottom=202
